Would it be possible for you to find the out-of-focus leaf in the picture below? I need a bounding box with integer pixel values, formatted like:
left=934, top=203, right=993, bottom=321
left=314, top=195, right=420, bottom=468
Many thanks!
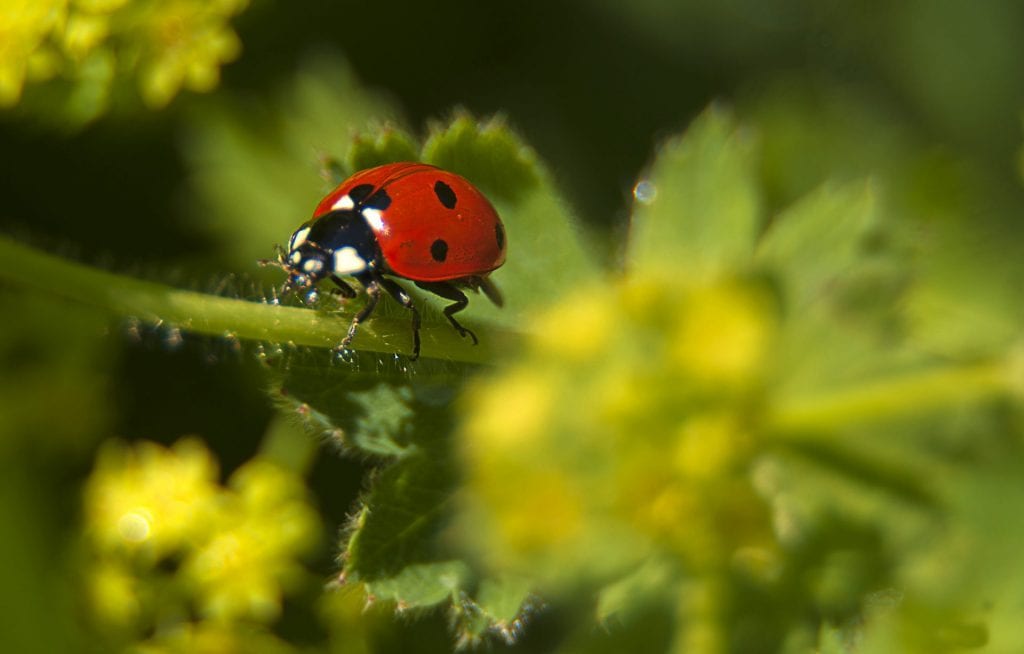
left=0, top=291, right=111, bottom=454
left=757, top=180, right=881, bottom=310
left=182, top=52, right=399, bottom=270
left=628, top=106, right=761, bottom=280
left=905, top=216, right=1024, bottom=358
left=364, top=561, right=469, bottom=608
left=596, top=557, right=677, bottom=625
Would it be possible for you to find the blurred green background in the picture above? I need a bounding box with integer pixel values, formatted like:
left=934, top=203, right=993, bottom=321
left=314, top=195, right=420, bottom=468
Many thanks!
left=3, top=1, right=1024, bottom=652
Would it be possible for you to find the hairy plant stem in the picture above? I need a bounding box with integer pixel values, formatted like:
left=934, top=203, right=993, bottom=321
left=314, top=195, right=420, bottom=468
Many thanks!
left=0, top=236, right=509, bottom=364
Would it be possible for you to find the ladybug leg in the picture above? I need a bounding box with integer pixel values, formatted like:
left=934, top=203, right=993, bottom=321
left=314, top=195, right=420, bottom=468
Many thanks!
left=338, top=280, right=380, bottom=352
left=377, top=276, right=421, bottom=360
left=414, top=281, right=479, bottom=346
left=330, top=275, right=358, bottom=299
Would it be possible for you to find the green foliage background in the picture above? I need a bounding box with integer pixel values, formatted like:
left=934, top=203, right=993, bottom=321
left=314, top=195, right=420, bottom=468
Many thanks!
left=4, top=1, right=1024, bottom=653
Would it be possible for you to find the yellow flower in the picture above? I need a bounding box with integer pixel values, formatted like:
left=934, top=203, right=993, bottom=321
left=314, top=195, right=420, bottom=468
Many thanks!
left=184, top=460, right=319, bottom=622
left=87, top=559, right=141, bottom=627
left=0, top=0, right=67, bottom=105
left=83, top=438, right=219, bottom=558
left=62, top=11, right=108, bottom=61
left=83, top=439, right=321, bottom=648
left=1, top=0, right=250, bottom=113
left=139, top=0, right=243, bottom=107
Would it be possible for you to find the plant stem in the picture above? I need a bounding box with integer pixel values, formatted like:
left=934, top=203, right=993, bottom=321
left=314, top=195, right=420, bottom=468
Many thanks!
left=0, top=236, right=510, bottom=364
left=768, top=359, right=1013, bottom=436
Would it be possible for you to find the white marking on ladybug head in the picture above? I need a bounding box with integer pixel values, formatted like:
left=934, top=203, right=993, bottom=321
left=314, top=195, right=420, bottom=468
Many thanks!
left=361, top=207, right=385, bottom=232
left=332, top=194, right=355, bottom=211
left=289, top=226, right=311, bottom=250
left=289, top=251, right=303, bottom=265
left=332, top=247, right=367, bottom=274
left=302, top=258, right=324, bottom=274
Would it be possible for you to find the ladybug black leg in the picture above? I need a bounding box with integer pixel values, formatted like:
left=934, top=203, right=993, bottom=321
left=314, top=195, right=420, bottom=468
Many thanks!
left=378, top=276, right=421, bottom=360
left=330, top=275, right=358, bottom=299
left=338, top=280, right=380, bottom=352
left=414, top=281, right=478, bottom=346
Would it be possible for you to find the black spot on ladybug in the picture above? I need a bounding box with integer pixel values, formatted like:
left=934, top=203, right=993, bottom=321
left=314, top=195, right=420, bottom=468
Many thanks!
left=365, top=188, right=392, bottom=210
left=349, top=184, right=374, bottom=204
left=495, top=222, right=505, bottom=251
left=434, top=180, right=457, bottom=209
left=430, top=239, right=448, bottom=262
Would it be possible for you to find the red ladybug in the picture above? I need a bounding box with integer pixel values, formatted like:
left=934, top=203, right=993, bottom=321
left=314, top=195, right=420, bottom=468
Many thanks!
left=263, top=162, right=506, bottom=360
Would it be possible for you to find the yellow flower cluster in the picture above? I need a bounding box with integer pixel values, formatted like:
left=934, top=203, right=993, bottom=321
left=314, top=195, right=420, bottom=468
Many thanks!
left=0, top=0, right=247, bottom=110
left=458, top=274, right=780, bottom=588
left=83, top=438, right=319, bottom=643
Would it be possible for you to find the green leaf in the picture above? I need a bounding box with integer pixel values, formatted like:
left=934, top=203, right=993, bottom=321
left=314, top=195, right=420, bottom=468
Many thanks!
left=452, top=576, right=534, bottom=644
left=628, top=106, right=762, bottom=280
left=274, top=363, right=420, bottom=458
left=474, top=576, right=532, bottom=628
left=346, top=126, right=420, bottom=173
left=596, top=558, right=677, bottom=625
left=364, top=561, right=469, bottom=609
left=756, top=180, right=881, bottom=310
left=345, top=445, right=456, bottom=580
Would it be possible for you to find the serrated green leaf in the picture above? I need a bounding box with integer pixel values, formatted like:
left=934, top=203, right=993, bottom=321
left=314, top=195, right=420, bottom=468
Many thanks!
left=628, top=106, right=762, bottom=280
left=757, top=180, right=881, bottom=310
left=474, top=576, right=532, bottom=627
left=450, top=576, right=534, bottom=645
left=346, top=126, right=420, bottom=173
left=364, top=561, right=470, bottom=608
left=345, top=446, right=456, bottom=580
left=270, top=360, right=420, bottom=458
left=422, top=114, right=540, bottom=204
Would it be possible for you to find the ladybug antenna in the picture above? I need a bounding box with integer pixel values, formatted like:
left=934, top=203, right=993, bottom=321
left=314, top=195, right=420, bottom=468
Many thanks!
left=257, top=244, right=289, bottom=271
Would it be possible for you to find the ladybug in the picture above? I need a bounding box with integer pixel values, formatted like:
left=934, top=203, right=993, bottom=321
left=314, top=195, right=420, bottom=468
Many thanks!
left=262, top=162, right=506, bottom=360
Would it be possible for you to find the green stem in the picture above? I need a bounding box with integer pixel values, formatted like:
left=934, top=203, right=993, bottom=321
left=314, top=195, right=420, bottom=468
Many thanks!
left=0, top=235, right=512, bottom=364
left=768, top=359, right=1013, bottom=436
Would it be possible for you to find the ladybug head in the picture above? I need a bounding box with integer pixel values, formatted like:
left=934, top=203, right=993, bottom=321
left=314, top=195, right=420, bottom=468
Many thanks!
left=282, top=240, right=332, bottom=290
left=261, top=210, right=380, bottom=301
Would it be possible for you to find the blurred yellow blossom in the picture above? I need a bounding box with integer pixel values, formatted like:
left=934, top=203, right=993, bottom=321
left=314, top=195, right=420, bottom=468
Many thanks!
left=0, top=0, right=248, bottom=115
left=185, top=460, right=320, bottom=621
left=139, top=0, right=243, bottom=107
left=82, top=438, right=320, bottom=647
left=0, top=0, right=67, bottom=105
left=458, top=274, right=779, bottom=588
left=84, top=437, right=219, bottom=558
